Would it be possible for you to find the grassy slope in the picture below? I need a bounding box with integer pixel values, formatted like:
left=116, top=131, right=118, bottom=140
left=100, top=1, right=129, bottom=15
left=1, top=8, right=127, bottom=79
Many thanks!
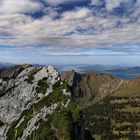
left=66, top=72, right=140, bottom=140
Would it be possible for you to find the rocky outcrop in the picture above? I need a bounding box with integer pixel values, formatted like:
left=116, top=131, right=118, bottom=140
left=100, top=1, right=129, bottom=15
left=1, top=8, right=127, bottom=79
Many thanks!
left=0, top=64, right=31, bottom=79
left=61, top=70, right=80, bottom=87
left=0, top=65, right=91, bottom=140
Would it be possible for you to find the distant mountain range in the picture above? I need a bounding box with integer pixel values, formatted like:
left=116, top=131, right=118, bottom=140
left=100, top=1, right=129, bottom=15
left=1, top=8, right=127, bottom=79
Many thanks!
left=0, top=62, right=14, bottom=68
left=1, top=62, right=140, bottom=79
left=54, top=64, right=140, bottom=80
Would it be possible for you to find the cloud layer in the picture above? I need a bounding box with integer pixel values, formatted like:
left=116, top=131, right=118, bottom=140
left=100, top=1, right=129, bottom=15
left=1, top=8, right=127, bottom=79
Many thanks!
left=0, top=0, right=140, bottom=64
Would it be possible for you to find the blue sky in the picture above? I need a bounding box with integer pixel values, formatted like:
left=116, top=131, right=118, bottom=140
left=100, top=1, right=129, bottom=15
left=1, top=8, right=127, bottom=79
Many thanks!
left=0, top=0, right=140, bottom=65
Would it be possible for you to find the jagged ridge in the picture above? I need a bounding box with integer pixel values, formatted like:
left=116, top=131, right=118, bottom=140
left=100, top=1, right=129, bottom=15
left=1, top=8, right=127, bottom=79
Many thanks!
left=0, top=65, right=91, bottom=140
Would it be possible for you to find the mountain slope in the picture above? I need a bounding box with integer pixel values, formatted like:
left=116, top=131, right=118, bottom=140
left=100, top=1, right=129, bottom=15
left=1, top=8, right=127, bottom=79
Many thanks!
left=0, top=66, right=92, bottom=140
left=61, top=70, right=140, bottom=139
left=0, top=64, right=31, bottom=79
left=1, top=65, right=140, bottom=140
left=61, top=71, right=122, bottom=105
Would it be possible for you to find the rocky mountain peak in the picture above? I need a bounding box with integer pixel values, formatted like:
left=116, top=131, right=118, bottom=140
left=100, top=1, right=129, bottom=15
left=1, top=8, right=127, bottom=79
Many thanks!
left=61, top=70, right=81, bottom=87
left=0, top=65, right=89, bottom=140
left=0, top=64, right=32, bottom=79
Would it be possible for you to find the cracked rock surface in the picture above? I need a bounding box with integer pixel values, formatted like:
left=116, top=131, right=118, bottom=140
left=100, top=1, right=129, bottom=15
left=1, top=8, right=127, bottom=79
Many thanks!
left=0, top=65, right=86, bottom=140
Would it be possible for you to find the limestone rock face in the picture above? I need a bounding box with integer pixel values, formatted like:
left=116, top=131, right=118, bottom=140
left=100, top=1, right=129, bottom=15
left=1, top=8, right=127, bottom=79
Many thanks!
left=34, top=65, right=59, bottom=84
left=0, top=65, right=87, bottom=140
left=61, top=70, right=77, bottom=87
left=0, top=65, right=60, bottom=139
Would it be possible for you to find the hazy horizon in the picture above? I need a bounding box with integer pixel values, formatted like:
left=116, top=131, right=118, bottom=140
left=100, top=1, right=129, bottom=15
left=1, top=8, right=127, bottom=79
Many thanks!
left=0, top=0, right=140, bottom=66
left=1, top=55, right=140, bottom=67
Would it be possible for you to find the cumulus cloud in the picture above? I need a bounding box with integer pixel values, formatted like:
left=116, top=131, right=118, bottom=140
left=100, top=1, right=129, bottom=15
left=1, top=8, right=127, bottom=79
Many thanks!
left=0, top=0, right=42, bottom=14
left=62, top=7, right=92, bottom=20
left=91, top=0, right=139, bottom=11
left=0, top=0, right=140, bottom=60
left=106, top=0, right=122, bottom=11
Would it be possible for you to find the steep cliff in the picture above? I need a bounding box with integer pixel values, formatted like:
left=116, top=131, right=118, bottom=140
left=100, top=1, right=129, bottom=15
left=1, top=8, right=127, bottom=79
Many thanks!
left=0, top=66, right=92, bottom=140
left=61, top=71, right=122, bottom=106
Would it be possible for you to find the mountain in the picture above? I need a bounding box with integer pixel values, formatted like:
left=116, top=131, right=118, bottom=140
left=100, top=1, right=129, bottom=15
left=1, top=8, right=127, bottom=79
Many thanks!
left=0, top=65, right=93, bottom=140
left=61, top=70, right=140, bottom=139
left=0, top=64, right=31, bottom=79
left=0, top=65, right=140, bottom=140
left=54, top=64, right=140, bottom=79
left=0, top=62, right=14, bottom=68
left=106, top=66, right=140, bottom=79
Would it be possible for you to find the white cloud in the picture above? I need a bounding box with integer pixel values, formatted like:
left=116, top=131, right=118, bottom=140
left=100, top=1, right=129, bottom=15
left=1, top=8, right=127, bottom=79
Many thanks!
left=0, top=0, right=140, bottom=57
left=106, top=0, right=122, bottom=11
left=0, top=10, right=139, bottom=49
left=0, top=0, right=42, bottom=14
left=91, top=0, right=139, bottom=11
left=62, top=7, right=92, bottom=20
